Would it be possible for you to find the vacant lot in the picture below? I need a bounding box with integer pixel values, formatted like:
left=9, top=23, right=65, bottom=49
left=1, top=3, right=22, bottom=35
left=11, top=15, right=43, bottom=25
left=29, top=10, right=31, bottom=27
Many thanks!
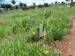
left=0, top=6, right=72, bottom=56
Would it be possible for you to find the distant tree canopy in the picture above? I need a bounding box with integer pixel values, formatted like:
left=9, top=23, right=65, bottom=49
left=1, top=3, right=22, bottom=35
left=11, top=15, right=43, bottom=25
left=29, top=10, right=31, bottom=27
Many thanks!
left=33, top=3, right=36, bottom=6
left=55, top=1, right=59, bottom=5
left=0, top=4, right=13, bottom=10
left=61, top=1, right=66, bottom=5
left=19, top=3, right=27, bottom=10
left=11, top=0, right=16, bottom=5
left=55, top=1, right=58, bottom=4
left=66, top=0, right=74, bottom=7
left=44, top=3, right=48, bottom=7
left=66, top=0, right=73, bottom=3
left=15, top=5, right=19, bottom=9
left=1, top=4, right=6, bottom=8
left=19, top=3, right=24, bottom=7
left=66, top=0, right=69, bottom=1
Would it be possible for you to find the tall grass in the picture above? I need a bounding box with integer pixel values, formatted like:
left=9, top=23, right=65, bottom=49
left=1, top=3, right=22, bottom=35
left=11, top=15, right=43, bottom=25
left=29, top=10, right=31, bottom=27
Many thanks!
left=0, top=6, right=72, bottom=56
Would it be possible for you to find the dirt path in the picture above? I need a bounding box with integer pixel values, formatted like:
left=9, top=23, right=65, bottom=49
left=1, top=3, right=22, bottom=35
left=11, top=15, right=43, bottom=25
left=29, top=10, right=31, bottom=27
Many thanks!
left=61, top=14, right=75, bottom=56
left=53, top=14, right=75, bottom=56
left=69, top=14, right=75, bottom=56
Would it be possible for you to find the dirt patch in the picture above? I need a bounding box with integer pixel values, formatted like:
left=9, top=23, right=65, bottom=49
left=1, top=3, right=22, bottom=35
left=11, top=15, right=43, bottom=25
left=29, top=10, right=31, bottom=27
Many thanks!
left=51, top=14, right=75, bottom=56
left=0, top=20, right=6, bottom=26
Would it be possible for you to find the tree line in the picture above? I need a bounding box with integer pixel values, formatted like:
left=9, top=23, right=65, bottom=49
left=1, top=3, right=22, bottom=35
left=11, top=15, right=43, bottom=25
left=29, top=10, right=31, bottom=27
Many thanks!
left=0, top=0, right=72, bottom=12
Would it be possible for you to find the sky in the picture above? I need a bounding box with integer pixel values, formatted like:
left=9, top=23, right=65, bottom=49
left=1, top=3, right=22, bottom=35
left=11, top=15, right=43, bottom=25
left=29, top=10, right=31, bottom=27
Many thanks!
left=0, top=0, right=75, bottom=6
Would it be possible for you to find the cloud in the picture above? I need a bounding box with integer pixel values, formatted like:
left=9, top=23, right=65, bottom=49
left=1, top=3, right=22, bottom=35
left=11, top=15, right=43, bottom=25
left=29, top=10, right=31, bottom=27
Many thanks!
left=2, top=0, right=75, bottom=5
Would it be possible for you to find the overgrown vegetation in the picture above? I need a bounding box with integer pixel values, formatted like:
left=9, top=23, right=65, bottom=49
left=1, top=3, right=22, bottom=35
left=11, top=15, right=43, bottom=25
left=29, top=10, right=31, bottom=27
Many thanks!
left=0, top=6, right=72, bottom=56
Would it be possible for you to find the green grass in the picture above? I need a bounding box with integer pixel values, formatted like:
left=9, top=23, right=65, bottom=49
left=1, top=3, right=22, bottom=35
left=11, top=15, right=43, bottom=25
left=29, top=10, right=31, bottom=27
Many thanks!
left=0, top=5, right=72, bottom=56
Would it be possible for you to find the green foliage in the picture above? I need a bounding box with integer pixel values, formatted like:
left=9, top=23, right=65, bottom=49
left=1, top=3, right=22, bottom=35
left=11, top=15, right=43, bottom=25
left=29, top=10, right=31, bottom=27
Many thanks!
left=0, top=38, right=57, bottom=56
left=11, top=0, right=16, bottom=5
left=0, top=27, right=5, bottom=38
left=0, top=6, right=72, bottom=56
left=22, top=19, right=31, bottom=32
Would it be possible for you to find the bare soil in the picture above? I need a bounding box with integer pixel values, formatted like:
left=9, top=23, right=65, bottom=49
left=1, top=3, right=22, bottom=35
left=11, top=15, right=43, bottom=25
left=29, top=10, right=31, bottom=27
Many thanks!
left=53, top=14, right=75, bottom=56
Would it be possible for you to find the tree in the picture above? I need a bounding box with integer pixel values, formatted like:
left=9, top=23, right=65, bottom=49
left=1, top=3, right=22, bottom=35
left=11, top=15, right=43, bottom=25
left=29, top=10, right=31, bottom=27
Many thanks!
left=44, top=3, right=48, bottom=7
left=66, top=0, right=73, bottom=3
left=11, top=0, right=16, bottom=5
left=55, top=1, right=59, bottom=5
left=19, top=3, right=27, bottom=10
left=5, top=4, right=12, bottom=10
left=15, top=5, right=19, bottom=9
left=55, top=1, right=58, bottom=4
left=22, top=4, right=27, bottom=10
left=66, top=0, right=69, bottom=1
left=33, top=3, right=36, bottom=9
left=38, top=5, right=44, bottom=8
left=1, top=4, right=12, bottom=10
left=1, top=4, right=6, bottom=8
left=24, top=4, right=27, bottom=8
left=61, top=1, right=66, bottom=5
left=66, top=0, right=73, bottom=7
left=19, top=3, right=24, bottom=8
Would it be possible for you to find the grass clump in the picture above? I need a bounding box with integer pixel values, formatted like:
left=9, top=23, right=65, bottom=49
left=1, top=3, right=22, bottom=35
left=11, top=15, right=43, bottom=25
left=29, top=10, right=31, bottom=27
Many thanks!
left=0, top=5, right=72, bottom=56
